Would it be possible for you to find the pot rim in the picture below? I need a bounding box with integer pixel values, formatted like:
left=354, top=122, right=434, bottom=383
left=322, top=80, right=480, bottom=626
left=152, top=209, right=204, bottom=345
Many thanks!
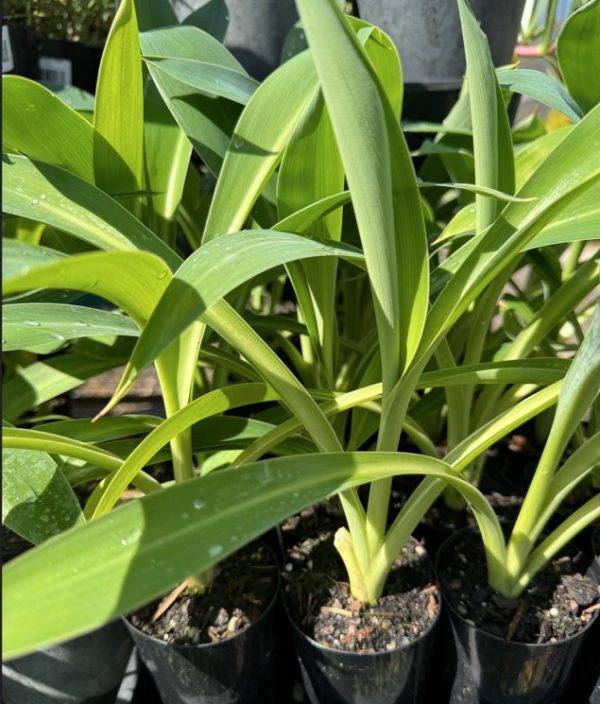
left=435, top=523, right=600, bottom=649
left=124, top=539, right=281, bottom=651
left=281, top=532, right=442, bottom=659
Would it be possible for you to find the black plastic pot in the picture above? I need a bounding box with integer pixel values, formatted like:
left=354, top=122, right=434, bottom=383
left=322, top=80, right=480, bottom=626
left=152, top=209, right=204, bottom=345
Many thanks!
left=357, top=0, right=525, bottom=134
left=282, top=536, right=441, bottom=703
left=356, top=0, right=525, bottom=85
left=125, top=543, right=285, bottom=704
left=436, top=527, right=600, bottom=704
left=37, top=39, right=102, bottom=93
left=223, top=0, right=298, bottom=80
left=2, top=620, right=133, bottom=704
left=2, top=531, right=134, bottom=704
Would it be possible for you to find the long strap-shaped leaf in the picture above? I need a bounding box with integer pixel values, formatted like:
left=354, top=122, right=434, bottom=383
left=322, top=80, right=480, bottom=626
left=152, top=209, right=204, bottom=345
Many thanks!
left=297, top=0, right=428, bottom=385
left=2, top=155, right=181, bottom=270
left=94, top=0, right=144, bottom=195
left=2, top=77, right=94, bottom=182
left=420, top=101, right=600, bottom=359
left=104, top=230, right=365, bottom=404
left=203, top=50, right=318, bottom=240
left=85, top=384, right=279, bottom=517
left=458, top=0, right=515, bottom=233
left=506, top=304, right=600, bottom=580
left=3, top=451, right=503, bottom=659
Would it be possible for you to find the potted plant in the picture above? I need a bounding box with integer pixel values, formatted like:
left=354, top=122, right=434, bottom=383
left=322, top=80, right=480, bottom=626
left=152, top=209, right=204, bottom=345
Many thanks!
left=2, top=0, right=599, bottom=701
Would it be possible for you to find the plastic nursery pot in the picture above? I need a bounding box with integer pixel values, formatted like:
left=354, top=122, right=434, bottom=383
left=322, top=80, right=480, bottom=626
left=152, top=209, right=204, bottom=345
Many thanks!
left=3, top=621, right=134, bottom=704
left=435, top=526, right=600, bottom=704
left=282, top=532, right=442, bottom=703
left=2, top=533, right=134, bottom=704
left=124, top=541, right=284, bottom=704
left=223, top=0, right=298, bottom=80
left=355, top=0, right=525, bottom=86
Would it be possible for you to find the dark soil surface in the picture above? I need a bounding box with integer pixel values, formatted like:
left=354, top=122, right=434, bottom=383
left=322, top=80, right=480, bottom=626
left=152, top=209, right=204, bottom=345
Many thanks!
left=439, top=530, right=600, bottom=643
left=283, top=531, right=439, bottom=653
left=129, top=543, right=277, bottom=646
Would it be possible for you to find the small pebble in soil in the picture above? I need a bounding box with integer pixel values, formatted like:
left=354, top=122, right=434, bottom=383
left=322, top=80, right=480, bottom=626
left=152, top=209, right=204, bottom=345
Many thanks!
left=284, top=531, right=439, bottom=654
left=439, top=531, right=600, bottom=644
left=128, top=544, right=277, bottom=645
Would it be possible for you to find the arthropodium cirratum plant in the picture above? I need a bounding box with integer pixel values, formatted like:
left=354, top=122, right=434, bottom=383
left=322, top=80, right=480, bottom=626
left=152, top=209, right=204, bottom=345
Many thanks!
left=2, top=0, right=599, bottom=659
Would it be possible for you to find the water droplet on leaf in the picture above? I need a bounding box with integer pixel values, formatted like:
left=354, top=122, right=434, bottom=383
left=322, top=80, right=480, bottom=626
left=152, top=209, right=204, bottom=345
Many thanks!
left=208, top=544, right=223, bottom=558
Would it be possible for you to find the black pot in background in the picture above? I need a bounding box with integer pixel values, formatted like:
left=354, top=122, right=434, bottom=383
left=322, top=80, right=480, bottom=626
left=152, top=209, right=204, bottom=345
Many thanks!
left=356, top=0, right=525, bottom=85
left=436, top=527, right=600, bottom=704
left=125, top=543, right=286, bottom=704
left=2, top=24, right=38, bottom=79
left=3, top=620, right=133, bottom=704
left=223, top=0, right=298, bottom=80
left=282, top=537, right=441, bottom=703
left=37, top=39, right=102, bottom=93
left=357, top=0, right=525, bottom=144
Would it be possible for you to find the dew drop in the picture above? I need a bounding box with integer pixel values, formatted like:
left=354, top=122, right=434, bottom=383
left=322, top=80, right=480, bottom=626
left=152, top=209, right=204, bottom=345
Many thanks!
left=232, top=135, right=244, bottom=150
left=208, top=544, right=224, bottom=558
left=50, top=332, right=65, bottom=341
left=16, top=186, right=23, bottom=193
left=180, top=512, right=189, bottom=520
left=24, top=320, right=41, bottom=327
left=31, top=198, right=39, bottom=205
left=1, top=338, right=6, bottom=345
left=39, top=193, right=47, bottom=200
left=568, top=216, right=576, bottom=222
left=192, top=499, right=206, bottom=510
left=74, top=321, right=89, bottom=328
left=120, top=527, right=142, bottom=546
left=156, top=271, right=167, bottom=280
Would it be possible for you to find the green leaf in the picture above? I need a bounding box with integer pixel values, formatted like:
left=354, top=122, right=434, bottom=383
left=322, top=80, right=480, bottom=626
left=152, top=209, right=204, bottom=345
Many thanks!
left=143, top=58, right=259, bottom=104
left=85, top=383, right=280, bottom=517
left=2, top=77, right=94, bottom=182
left=297, top=0, right=428, bottom=383
left=496, top=68, right=583, bottom=123
left=2, top=239, right=66, bottom=282
left=107, top=230, right=365, bottom=400
left=2, top=448, right=84, bottom=545
left=278, top=89, right=344, bottom=381
left=2, top=451, right=499, bottom=658
left=3, top=353, right=127, bottom=423
left=2, top=251, right=171, bottom=326
left=94, top=0, right=144, bottom=194
left=203, top=50, right=318, bottom=239
left=3, top=303, right=139, bottom=353
left=422, top=102, right=600, bottom=353
left=141, top=26, right=245, bottom=175
left=2, top=155, right=181, bottom=270
left=458, top=0, right=515, bottom=233
left=183, top=0, right=229, bottom=41
left=557, top=0, right=600, bottom=113
left=52, top=86, right=95, bottom=113
left=134, top=0, right=177, bottom=32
